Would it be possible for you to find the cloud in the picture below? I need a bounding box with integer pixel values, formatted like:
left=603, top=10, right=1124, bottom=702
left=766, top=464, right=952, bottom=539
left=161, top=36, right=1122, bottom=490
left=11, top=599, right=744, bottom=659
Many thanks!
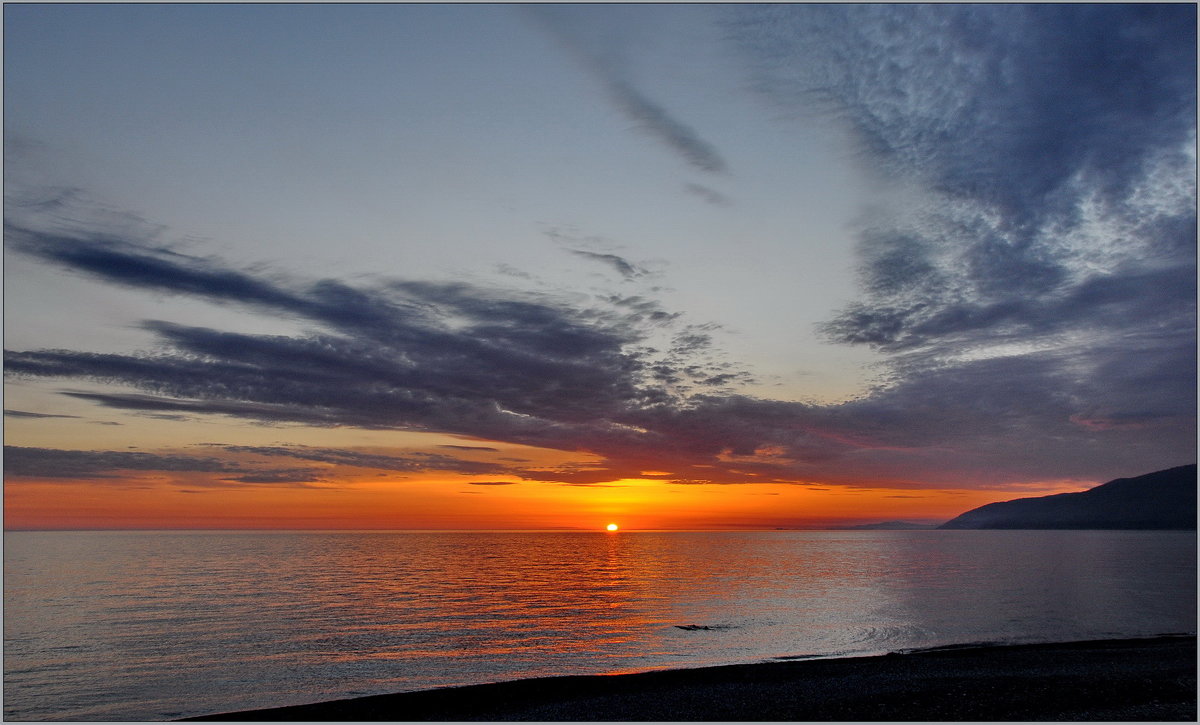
left=55, top=390, right=382, bottom=429
left=467, top=481, right=519, bottom=486
left=527, top=6, right=729, bottom=174
left=599, top=77, right=729, bottom=174
left=728, top=5, right=1195, bottom=359
left=220, top=445, right=508, bottom=475
left=6, top=225, right=303, bottom=311
left=220, top=470, right=328, bottom=484
left=4, top=445, right=237, bottom=480
left=438, top=445, right=501, bottom=452
left=683, top=183, right=731, bottom=207
left=3, top=445, right=343, bottom=488
left=6, top=221, right=751, bottom=445
left=568, top=249, right=648, bottom=280
left=543, top=227, right=662, bottom=284
left=4, top=409, right=79, bottom=419
left=730, top=5, right=1194, bottom=228
left=1, top=442, right=486, bottom=487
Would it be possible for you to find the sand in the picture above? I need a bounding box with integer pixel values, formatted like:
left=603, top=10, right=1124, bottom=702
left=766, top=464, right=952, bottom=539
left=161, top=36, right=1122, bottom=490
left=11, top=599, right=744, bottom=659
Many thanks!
left=189, top=635, right=1196, bottom=721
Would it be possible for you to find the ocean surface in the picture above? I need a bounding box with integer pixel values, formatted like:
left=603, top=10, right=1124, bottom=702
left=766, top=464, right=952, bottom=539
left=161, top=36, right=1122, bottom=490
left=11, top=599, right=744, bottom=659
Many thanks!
left=4, top=529, right=1196, bottom=721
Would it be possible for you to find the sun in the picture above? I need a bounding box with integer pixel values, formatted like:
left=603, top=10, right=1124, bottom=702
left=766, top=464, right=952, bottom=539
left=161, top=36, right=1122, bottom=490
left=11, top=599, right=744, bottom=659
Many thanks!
left=605, top=523, right=619, bottom=532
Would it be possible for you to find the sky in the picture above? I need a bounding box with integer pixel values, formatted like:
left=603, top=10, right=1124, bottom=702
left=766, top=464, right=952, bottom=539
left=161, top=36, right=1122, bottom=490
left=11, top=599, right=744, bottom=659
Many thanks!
left=4, top=3, right=1196, bottom=530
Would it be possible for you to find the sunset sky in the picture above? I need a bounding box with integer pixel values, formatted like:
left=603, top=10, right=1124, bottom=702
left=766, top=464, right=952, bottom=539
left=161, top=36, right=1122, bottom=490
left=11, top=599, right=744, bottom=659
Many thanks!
left=4, top=4, right=1196, bottom=530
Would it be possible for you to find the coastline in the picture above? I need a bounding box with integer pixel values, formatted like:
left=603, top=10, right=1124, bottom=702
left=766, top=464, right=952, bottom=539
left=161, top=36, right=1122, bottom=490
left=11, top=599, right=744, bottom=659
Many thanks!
left=189, top=634, right=1196, bottom=721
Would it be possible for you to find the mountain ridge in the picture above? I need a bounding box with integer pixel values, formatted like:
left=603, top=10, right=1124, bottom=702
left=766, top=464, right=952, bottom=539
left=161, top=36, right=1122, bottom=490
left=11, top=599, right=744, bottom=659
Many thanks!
left=939, top=464, right=1197, bottom=530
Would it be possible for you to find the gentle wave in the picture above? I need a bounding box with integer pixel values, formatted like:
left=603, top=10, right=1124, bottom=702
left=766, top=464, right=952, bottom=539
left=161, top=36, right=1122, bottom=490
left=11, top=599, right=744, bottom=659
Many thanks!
left=5, top=529, right=1195, bottom=721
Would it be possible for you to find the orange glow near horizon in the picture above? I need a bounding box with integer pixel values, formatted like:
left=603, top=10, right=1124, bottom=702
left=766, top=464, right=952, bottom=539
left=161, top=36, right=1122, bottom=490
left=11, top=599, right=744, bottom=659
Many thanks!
left=2, top=469, right=1095, bottom=531
left=2, top=423, right=1108, bottom=531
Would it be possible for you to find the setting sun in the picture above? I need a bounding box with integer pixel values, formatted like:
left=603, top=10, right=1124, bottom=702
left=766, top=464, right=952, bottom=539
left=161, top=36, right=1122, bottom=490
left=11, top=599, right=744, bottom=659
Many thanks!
left=605, top=523, right=619, bottom=532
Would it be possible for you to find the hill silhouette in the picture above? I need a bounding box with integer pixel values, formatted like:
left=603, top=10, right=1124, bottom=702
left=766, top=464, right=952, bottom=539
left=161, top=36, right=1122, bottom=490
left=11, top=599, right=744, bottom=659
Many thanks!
left=940, top=465, right=1197, bottom=530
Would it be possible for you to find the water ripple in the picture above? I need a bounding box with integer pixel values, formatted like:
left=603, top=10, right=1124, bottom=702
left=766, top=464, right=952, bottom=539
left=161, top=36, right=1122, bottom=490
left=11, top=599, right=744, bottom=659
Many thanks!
left=4, top=530, right=1195, bottom=721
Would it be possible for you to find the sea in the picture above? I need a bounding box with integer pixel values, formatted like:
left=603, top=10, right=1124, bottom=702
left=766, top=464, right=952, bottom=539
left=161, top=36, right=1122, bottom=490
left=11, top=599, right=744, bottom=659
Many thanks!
left=4, top=529, right=1196, bottom=721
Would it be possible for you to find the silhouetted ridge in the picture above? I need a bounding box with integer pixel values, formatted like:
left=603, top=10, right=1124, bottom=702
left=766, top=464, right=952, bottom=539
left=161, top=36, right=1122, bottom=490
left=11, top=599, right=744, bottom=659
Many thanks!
left=939, top=465, right=1197, bottom=530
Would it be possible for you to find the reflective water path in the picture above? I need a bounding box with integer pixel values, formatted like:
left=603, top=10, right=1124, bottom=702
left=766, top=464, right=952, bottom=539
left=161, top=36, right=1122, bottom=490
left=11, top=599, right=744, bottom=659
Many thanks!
left=5, top=530, right=1195, bottom=720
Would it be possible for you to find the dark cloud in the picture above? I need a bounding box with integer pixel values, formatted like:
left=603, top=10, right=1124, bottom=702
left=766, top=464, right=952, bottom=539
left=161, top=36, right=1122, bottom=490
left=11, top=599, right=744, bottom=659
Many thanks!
left=4, top=409, right=79, bottom=419
left=730, top=5, right=1194, bottom=229
left=820, top=265, right=1196, bottom=354
left=3, top=445, right=237, bottom=480
left=438, top=444, right=501, bottom=452
left=5, top=444, right=394, bottom=488
left=6, top=224, right=749, bottom=450
left=544, top=227, right=662, bottom=284
left=5, top=225, right=303, bottom=311
left=526, top=6, right=729, bottom=174
left=56, top=390, right=378, bottom=428
left=602, top=295, right=679, bottom=326
left=728, top=4, right=1196, bottom=359
left=467, top=481, right=519, bottom=486
left=220, top=445, right=507, bottom=475
left=600, top=77, right=729, bottom=174
left=568, top=249, right=647, bottom=280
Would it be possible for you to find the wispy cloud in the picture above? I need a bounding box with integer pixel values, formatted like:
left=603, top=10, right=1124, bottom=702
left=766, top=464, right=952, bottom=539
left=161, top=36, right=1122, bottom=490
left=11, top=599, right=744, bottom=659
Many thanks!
left=567, top=249, right=648, bottom=280
left=598, top=77, right=729, bottom=174
left=4, top=446, right=237, bottom=480
left=438, top=444, right=501, bottom=452
left=4, top=409, right=80, bottom=419
left=728, top=5, right=1195, bottom=359
left=1, top=443, right=507, bottom=488
left=220, top=470, right=328, bottom=485
left=527, top=6, right=729, bottom=175
left=544, top=226, right=661, bottom=283
left=220, top=445, right=509, bottom=476
left=683, top=182, right=731, bottom=207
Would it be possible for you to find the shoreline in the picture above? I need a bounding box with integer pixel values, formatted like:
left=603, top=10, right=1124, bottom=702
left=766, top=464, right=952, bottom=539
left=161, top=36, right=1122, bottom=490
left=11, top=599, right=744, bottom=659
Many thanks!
left=190, top=634, right=1197, bottom=721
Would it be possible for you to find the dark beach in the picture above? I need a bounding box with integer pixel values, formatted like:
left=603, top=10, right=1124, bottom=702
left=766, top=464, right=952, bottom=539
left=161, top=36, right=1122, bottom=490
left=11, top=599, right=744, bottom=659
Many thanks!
left=191, top=635, right=1196, bottom=721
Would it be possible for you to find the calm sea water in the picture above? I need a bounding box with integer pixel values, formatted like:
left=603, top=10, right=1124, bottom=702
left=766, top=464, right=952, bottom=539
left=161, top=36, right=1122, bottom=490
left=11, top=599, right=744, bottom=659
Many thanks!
left=4, top=529, right=1196, bottom=721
